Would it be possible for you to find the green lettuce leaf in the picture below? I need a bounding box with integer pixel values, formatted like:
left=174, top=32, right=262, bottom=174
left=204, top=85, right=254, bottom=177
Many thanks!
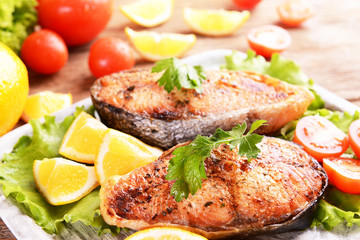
left=0, top=0, right=37, bottom=54
left=312, top=187, right=360, bottom=230
left=0, top=106, right=119, bottom=235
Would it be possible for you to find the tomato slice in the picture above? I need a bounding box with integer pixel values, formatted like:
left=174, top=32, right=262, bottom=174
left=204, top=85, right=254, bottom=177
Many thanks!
left=246, top=25, right=291, bottom=58
left=349, top=119, right=360, bottom=159
left=293, top=115, right=349, bottom=162
left=323, top=157, right=360, bottom=194
left=277, top=0, right=314, bottom=27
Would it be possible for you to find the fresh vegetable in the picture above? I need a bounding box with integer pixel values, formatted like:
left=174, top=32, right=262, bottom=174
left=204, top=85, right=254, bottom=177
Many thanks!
left=0, top=107, right=119, bottom=235
left=20, top=29, right=68, bottom=74
left=166, top=120, right=266, bottom=202
left=323, top=157, right=360, bottom=194
left=277, top=0, right=314, bottom=27
left=349, top=119, right=360, bottom=159
left=151, top=57, right=206, bottom=93
left=232, top=0, right=262, bottom=9
left=247, top=25, right=291, bottom=58
left=0, top=0, right=37, bottom=54
left=312, top=187, right=360, bottom=230
left=293, top=115, right=349, bottom=162
left=88, top=37, right=135, bottom=78
left=280, top=108, right=359, bottom=142
left=37, top=0, right=113, bottom=46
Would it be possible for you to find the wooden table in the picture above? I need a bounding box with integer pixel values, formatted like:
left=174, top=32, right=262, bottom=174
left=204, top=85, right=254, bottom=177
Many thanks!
left=1, top=0, right=360, bottom=239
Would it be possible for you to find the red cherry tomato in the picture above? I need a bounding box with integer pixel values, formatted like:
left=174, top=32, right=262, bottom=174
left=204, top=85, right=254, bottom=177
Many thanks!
left=247, top=25, right=291, bottom=58
left=37, top=0, right=113, bottom=46
left=21, top=29, right=68, bottom=74
left=349, top=119, right=360, bottom=159
left=88, top=37, right=135, bottom=78
left=293, top=115, right=349, bottom=162
left=232, top=0, right=262, bottom=9
left=323, top=157, right=360, bottom=194
left=277, top=0, right=314, bottom=27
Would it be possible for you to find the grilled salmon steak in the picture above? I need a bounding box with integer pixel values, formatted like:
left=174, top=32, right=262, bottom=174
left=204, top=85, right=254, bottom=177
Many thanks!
left=100, top=137, right=327, bottom=239
left=90, top=70, right=313, bottom=149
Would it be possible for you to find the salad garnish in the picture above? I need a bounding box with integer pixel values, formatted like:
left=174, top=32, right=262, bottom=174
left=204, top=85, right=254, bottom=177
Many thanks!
left=166, top=120, right=266, bottom=202
left=151, top=57, right=206, bottom=93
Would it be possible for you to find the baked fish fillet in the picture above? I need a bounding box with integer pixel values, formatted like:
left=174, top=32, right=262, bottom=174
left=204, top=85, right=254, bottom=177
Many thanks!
left=91, top=69, right=313, bottom=149
left=100, top=137, right=327, bottom=239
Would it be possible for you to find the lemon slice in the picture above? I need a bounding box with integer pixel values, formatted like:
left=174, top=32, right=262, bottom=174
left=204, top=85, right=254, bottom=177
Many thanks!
left=59, top=111, right=108, bottom=164
left=33, top=158, right=99, bottom=205
left=125, top=27, right=196, bottom=62
left=95, top=128, right=163, bottom=185
left=120, top=0, right=174, bottom=27
left=125, top=227, right=208, bottom=240
left=183, top=8, right=250, bottom=36
left=21, top=91, right=72, bottom=122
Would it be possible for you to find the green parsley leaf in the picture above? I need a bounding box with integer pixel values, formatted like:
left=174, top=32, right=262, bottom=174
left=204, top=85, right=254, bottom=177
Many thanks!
left=166, top=120, right=267, bottom=202
left=151, top=57, right=206, bottom=93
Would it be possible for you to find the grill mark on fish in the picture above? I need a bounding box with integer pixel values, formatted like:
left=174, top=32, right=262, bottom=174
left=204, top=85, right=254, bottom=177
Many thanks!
left=91, top=69, right=314, bottom=149
left=100, top=137, right=327, bottom=239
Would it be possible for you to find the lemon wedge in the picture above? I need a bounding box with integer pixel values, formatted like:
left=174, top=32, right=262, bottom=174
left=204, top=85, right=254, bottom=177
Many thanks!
left=125, top=27, right=196, bottom=62
left=120, top=0, right=174, bottom=27
left=33, top=158, right=99, bottom=205
left=59, top=111, right=108, bottom=164
left=125, top=227, right=208, bottom=240
left=21, top=91, right=72, bottom=122
left=183, top=8, right=250, bottom=36
left=95, top=128, right=163, bottom=185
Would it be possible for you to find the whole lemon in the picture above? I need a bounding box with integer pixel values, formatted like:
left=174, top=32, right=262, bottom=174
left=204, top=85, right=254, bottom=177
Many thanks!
left=0, top=42, right=29, bottom=136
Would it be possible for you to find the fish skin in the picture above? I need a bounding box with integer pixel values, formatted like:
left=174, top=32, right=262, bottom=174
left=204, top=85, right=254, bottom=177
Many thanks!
left=90, top=69, right=313, bottom=149
left=100, top=137, right=327, bottom=239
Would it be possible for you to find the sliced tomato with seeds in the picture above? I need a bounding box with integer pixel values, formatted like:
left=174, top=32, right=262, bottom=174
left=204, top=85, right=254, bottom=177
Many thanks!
left=323, top=157, right=360, bottom=194
left=293, top=115, right=349, bottom=162
left=246, top=25, right=291, bottom=58
left=277, top=0, right=314, bottom=27
left=349, top=119, right=360, bottom=159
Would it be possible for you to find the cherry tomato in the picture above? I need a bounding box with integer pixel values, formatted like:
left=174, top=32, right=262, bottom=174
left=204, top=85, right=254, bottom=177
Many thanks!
left=247, top=25, right=291, bottom=58
left=277, top=0, right=314, bottom=27
left=323, top=157, right=360, bottom=194
left=349, top=119, right=360, bottom=159
left=232, top=0, right=262, bottom=9
left=293, top=115, right=349, bottom=162
left=37, top=0, right=113, bottom=46
left=88, top=37, right=135, bottom=78
left=21, top=29, right=68, bottom=74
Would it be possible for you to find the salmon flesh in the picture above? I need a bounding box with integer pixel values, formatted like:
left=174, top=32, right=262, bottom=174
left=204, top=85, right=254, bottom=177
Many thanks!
left=100, top=137, right=327, bottom=239
left=90, top=69, right=314, bottom=149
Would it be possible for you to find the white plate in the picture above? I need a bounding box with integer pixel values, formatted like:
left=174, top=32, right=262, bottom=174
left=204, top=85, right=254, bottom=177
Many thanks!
left=1, top=49, right=360, bottom=240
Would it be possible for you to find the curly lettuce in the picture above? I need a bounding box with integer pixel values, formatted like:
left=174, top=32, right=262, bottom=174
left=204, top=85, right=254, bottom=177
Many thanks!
left=312, top=188, right=360, bottom=230
left=0, top=0, right=37, bottom=54
left=0, top=107, right=120, bottom=235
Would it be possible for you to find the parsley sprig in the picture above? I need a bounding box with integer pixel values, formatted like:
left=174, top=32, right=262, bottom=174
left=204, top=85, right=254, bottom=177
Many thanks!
left=166, top=120, right=267, bottom=202
left=151, top=57, right=206, bottom=93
